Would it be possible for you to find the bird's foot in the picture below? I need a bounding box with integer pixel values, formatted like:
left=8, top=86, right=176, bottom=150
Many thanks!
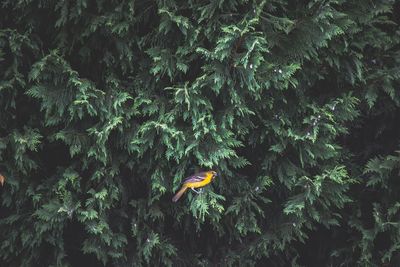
left=190, top=188, right=203, bottom=194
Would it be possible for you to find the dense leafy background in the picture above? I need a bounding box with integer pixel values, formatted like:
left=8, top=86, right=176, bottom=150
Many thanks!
left=1, top=0, right=400, bottom=266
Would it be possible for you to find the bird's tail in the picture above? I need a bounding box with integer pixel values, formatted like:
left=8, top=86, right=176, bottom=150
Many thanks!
left=172, top=186, right=188, bottom=202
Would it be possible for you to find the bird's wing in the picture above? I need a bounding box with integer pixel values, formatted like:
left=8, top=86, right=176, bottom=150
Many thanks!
left=183, top=172, right=208, bottom=184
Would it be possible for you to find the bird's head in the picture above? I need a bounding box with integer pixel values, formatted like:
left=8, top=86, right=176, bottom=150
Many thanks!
left=210, top=170, right=217, bottom=179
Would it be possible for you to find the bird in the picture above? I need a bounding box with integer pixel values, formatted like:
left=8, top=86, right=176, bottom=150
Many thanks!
left=172, top=170, right=217, bottom=202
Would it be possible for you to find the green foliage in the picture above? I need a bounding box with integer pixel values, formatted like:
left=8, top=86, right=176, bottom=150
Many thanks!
left=0, top=0, right=399, bottom=266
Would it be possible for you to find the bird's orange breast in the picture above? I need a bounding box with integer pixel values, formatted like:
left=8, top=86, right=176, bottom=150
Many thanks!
left=184, top=172, right=213, bottom=188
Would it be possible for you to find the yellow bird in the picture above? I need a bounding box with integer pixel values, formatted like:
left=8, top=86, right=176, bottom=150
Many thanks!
left=172, top=170, right=217, bottom=202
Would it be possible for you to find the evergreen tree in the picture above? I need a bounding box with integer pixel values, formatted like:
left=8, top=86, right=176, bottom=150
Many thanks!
left=0, top=0, right=399, bottom=266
